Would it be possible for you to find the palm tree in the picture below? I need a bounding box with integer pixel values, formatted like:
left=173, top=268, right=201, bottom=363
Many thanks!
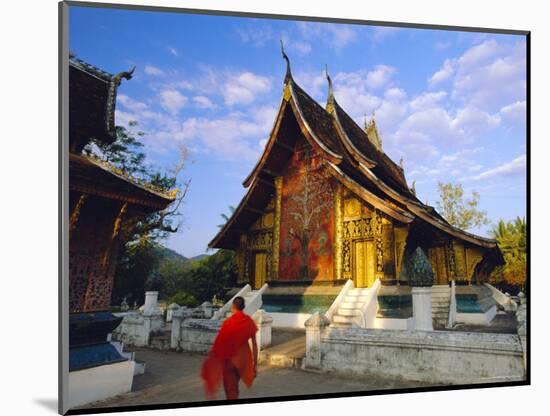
left=218, top=205, right=236, bottom=228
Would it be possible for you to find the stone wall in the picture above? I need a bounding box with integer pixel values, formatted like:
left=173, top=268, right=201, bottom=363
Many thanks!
left=305, top=317, right=525, bottom=384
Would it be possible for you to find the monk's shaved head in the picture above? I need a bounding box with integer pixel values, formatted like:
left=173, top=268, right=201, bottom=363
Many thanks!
left=233, top=296, right=245, bottom=311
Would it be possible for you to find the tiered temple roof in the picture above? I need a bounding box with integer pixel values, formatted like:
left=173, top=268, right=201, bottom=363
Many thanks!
left=210, top=47, right=501, bottom=262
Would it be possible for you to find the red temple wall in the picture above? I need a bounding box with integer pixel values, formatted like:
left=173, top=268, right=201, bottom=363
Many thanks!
left=69, top=195, right=122, bottom=312
left=278, top=139, right=335, bottom=281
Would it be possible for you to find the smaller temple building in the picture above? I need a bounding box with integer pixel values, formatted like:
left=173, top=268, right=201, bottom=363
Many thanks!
left=66, top=57, right=175, bottom=408
left=210, top=50, right=503, bottom=322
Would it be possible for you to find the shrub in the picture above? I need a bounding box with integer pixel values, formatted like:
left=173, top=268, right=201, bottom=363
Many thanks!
left=167, top=291, right=198, bottom=308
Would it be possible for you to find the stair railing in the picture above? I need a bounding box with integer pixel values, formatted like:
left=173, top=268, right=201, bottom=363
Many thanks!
left=211, top=284, right=252, bottom=320
left=358, top=278, right=381, bottom=328
left=446, top=280, right=456, bottom=329
left=325, top=279, right=354, bottom=322
left=243, top=283, right=269, bottom=316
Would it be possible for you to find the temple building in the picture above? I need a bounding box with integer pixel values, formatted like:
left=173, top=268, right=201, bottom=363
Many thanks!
left=66, top=57, right=176, bottom=408
left=69, top=57, right=176, bottom=312
left=210, top=51, right=503, bottom=296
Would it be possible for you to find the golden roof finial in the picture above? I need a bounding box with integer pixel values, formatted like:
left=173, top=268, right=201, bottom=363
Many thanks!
left=280, top=39, right=292, bottom=83
left=399, top=156, right=404, bottom=169
left=325, top=64, right=335, bottom=113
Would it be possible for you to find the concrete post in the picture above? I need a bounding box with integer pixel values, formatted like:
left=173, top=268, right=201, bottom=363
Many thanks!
left=412, top=286, right=433, bottom=331
left=143, top=291, right=159, bottom=314
left=304, top=312, right=330, bottom=370
left=166, top=303, right=180, bottom=322
left=201, top=301, right=214, bottom=319
left=516, top=302, right=527, bottom=370
left=253, top=309, right=273, bottom=350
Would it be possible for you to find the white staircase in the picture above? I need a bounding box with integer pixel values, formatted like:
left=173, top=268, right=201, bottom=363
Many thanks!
left=331, top=288, right=373, bottom=327
left=432, top=285, right=451, bottom=328
left=212, top=283, right=268, bottom=320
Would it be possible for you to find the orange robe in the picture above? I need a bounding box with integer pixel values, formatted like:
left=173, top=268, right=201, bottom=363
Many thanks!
left=201, top=310, right=257, bottom=399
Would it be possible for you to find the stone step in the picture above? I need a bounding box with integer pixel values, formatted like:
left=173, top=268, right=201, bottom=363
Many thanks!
left=260, top=353, right=303, bottom=369
left=347, top=289, right=371, bottom=296
left=344, top=295, right=369, bottom=303
left=339, top=301, right=364, bottom=309
left=333, top=314, right=356, bottom=324
left=336, top=308, right=361, bottom=317
left=432, top=293, right=450, bottom=298
left=330, top=322, right=353, bottom=328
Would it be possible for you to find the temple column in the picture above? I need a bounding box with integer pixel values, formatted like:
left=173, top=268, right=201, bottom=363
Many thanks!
left=334, top=183, right=343, bottom=280
left=271, top=176, right=283, bottom=280
left=69, top=193, right=88, bottom=239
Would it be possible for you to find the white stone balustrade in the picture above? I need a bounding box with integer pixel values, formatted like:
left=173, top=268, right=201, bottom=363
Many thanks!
left=304, top=312, right=330, bottom=370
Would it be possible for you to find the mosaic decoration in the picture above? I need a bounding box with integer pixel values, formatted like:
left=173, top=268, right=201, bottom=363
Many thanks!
left=279, top=139, right=335, bottom=281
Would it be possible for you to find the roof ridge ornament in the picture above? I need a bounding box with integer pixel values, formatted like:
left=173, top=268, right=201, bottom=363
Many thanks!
left=365, top=110, right=383, bottom=151
left=325, top=64, right=335, bottom=114
left=280, top=40, right=292, bottom=84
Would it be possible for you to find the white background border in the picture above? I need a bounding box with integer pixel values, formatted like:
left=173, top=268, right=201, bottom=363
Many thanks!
left=1, top=0, right=545, bottom=415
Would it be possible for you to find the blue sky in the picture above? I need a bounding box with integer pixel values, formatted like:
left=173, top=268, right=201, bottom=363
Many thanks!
left=70, top=6, right=527, bottom=257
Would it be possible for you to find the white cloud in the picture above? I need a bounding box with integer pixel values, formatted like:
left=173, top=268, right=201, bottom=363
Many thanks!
left=117, top=94, right=148, bottom=113
left=409, top=91, right=447, bottom=112
left=289, top=40, right=312, bottom=55
left=470, top=154, right=526, bottom=181
left=159, top=90, right=187, bottom=115
left=429, top=59, right=455, bottom=86
left=500, top=100, right=526, bottom=124
left=296, top=22, right=357, bottom=50
left=434, top=41, right=451, bottom=51
left=192, top=95, right=215, bottom=109
left=237, top=25, right=274, bottom=47
left=371, top=26, right=402, bottom=42
left=223, top=72, right=271, bottom=106
left=144, top=65, right=164, bottom=76
left=366, top=65, right=396, bottom=90
left=167, top=46, right=178, bottom=57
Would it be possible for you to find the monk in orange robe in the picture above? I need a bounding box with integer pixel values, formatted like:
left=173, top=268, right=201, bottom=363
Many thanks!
left=201, top=296, right=258, bottom=400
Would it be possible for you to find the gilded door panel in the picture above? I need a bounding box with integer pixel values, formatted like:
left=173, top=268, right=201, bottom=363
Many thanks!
left=254, top=252, right=267, bottom=289
left=354, top=240, right=375, bottom=288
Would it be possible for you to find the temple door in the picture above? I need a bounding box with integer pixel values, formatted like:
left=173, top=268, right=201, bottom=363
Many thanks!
left=354, top=240, right=375, bottom=288
left=253, top=252, right=267, bottom=289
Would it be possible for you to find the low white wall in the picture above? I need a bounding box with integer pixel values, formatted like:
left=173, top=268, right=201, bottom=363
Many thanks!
left=68, top=360, right=135, bottom=409
left=456, top=305, right=497, bottom=326
left=313, top=327, right=524, bottom=384
left=178, top=319, right=222, bottom=353
left=372, top=317, right=415, bottom=330
left=270, top=312, right=312, bottom=328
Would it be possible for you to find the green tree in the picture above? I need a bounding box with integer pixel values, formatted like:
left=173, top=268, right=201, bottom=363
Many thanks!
left=436, top=182, right=489, bottom=230
left=490, top=217, right=527, bottom=290
left=188, top=250, right=237, bottom=303
left=83, top=122, right=191, bottom=306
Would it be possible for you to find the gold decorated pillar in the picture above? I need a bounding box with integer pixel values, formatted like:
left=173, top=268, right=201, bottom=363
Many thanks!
left=334, top=183, right=343, bottom=280
left=271, top=176, right=283, bottom=280
left=374, top=209, right=384, bottom=280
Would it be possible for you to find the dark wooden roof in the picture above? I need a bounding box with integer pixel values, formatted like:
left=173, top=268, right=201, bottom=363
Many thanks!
left=70, top=154, right=176, bottom=211
left=69, top=58, right=134, bottom=153
left=210, top=64, right=499, bottom=252
left=332, top=100, right=412, bottom=197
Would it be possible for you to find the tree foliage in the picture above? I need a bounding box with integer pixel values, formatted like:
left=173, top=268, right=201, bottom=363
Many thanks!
left=489, top=217, right=527, bottom=290
left=82, top=122, right=191, bottom=306
left=436, top=182, right=489, bottom=230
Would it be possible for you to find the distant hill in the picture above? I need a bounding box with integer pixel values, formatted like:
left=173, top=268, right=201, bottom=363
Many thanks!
left=154, top=245, right=188, bottom=262
left=154, top=245, right=210, bottom=265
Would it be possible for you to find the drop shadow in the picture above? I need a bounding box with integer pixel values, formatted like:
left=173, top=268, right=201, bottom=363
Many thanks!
left=34, top=398, right=58, bottom=413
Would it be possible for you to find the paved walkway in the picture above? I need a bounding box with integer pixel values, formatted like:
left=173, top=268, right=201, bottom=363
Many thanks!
left=82, top=349, right=435, bottom=410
